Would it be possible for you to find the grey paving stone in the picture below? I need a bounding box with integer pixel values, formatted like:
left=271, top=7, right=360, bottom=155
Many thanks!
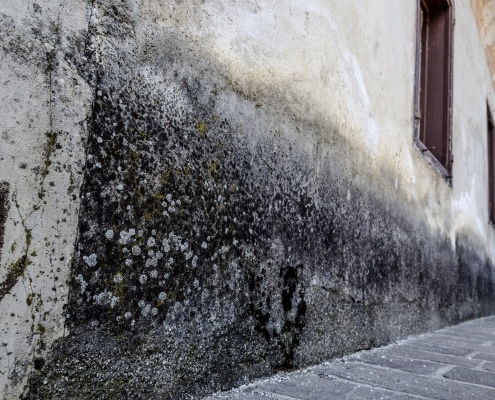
left=434, top=331, right=495, bottom=343
left=313, top=361, right=495, bottom=400
left=456, top=321, right=495, bottom=329
left=415, top=337, right=495, bottom=354
left=482, top=361, right=495, bottom=372
left=203, top=387, right=280, bottom=400
left=445, top=327, right=495, bottom=339
left=472, top=353, right=495, bottom=363
left=401, top=342, right=472, bottom=357
left=443, top=366, right=495, bottom=388
left=428, top=333, right=492, bottom=345
left=253, top=372, right=356, bottom=399
left=346, top=385, right=430, bottom=400
left=348, top=352, right=447, bottom=375
left=202, top=391, right=271, bottom=400
left=381, top=346, right=480, bottom=368
left=433, top=333, right=493, bottom=346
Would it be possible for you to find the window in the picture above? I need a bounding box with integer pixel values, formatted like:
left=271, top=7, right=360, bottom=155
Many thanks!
left=415, top=0, right=454, bottom=177
left=488, top=104, right=495, bottom=224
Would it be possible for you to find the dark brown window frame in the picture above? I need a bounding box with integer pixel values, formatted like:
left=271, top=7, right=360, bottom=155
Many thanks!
left=488, top=103, right=495, bottom=225
left=414, top=0, right=454, bottom=181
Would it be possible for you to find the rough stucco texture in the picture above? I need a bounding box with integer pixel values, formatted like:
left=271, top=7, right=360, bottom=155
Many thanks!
left=6, top=1, right=494, bottom=399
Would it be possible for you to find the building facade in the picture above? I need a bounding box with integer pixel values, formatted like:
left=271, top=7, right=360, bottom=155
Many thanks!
left=1, top=1, right=495, bottom=398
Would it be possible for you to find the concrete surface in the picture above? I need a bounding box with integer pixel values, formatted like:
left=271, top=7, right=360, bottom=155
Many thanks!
left=203, top=316, right=495, bottom=400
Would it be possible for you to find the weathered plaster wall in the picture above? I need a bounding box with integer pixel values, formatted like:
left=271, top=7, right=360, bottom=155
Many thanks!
left=0, top=0, right=91, bottom=398
left=1, top=1, right=495, bottom=399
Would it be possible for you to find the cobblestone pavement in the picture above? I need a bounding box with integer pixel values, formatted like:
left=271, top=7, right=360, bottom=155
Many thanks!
left=202, top=316, right=495, bottom=399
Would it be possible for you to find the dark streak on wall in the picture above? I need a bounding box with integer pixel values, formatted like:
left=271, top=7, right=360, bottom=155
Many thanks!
left=0, top=182, right=22, bottom=303
left=0, top=181, right=8, bottom=263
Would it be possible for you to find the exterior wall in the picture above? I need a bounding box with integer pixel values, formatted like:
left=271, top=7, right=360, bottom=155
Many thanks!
left=0, top=1, right=495, bottom=399
left=472, top=0, right=495, bottom=87
left=0, top=1, right=91, bottom=397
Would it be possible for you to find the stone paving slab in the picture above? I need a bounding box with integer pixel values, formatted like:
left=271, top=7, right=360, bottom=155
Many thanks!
left=417, top=333, right=495, bottom=345
left=379, top=346, right=481, bottom=368
left=250, top=373, right=356, bottom=399
left=472, top=352, right=495, bottom=362
left=313, top=362, right=495, bottom=400
left=432, top=333, right=494, bottom=344
left=347, top=352, right=449, bottom=375
left=481, top=361, right=495, bottom=372
left=443, top=366, right=495, bottom=388
left=202, top=316, right=495, bottom=400
left=399, top=342, right=473, bottom=357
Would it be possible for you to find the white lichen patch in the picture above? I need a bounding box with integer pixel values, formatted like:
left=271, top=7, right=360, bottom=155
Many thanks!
left=119, top=230, right=132, bottom=245
left=145, top=257, right=158, bottom=268
left=76, top=274, right=87, bottom=293
left=93, top=291, right=113, bottom=306
left=141, top=304, right=151, bottom=317
left=110, top=296, right=119, bottom=308
left=105, top=229, right=114, bottom=239
left=132, top=245, right=141, bottom=256
left=83, top=253, right=97, bottom=267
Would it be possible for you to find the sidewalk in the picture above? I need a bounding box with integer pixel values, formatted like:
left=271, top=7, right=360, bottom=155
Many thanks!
left=202, top=316, right=495, bottom=400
